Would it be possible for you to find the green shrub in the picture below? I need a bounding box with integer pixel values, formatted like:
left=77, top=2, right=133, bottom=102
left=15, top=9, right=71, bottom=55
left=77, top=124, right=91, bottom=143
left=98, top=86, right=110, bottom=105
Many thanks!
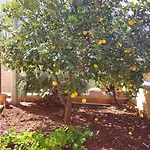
left=0, top=125, right=93, bottom=150
left=17, top=70, right=53, bottom=97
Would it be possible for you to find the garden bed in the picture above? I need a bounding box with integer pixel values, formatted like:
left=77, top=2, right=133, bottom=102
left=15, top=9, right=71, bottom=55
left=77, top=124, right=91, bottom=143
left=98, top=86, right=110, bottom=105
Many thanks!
left=0, top=99, right=150, bottom=150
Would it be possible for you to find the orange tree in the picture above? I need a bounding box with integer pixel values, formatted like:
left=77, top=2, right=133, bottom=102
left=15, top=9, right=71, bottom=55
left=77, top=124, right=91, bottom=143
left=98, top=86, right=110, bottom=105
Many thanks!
left=0, top=0, right=150, bottom=123
left=90, top=0, right=150, bottom=101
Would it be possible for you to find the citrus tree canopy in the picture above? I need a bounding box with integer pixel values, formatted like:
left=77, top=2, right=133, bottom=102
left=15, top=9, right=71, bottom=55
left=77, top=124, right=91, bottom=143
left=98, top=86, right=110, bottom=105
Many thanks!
left=0, top=0, right=150, bottom=103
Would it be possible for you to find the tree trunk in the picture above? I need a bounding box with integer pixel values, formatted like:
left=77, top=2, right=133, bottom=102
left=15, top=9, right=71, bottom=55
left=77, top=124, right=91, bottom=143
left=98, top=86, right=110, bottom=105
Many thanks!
left=111, top=85, right=118, bottom=104
left=64, top=71, right=73, bottom=124
left=64, top=97, right=73, bottom=124
left=52, top=72, right=66, bottom=106
left=53, top=71, right=73, bottom=124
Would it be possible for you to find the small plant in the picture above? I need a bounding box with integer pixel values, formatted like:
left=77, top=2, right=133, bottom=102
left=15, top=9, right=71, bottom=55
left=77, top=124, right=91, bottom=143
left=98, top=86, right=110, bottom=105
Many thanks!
left=50, top=125, right=93, bottom=150
left=0, top=125, right=93, bottom=150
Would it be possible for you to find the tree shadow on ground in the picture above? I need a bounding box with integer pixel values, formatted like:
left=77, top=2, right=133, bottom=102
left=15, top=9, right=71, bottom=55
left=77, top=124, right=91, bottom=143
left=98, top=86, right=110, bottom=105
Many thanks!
left=1, top=101, right=150, bottom=150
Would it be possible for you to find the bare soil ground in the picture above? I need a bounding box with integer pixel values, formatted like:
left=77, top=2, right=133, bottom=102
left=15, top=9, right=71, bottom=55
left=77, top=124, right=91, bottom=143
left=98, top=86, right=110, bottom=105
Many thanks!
left=0, top=99, right=150, bottom=150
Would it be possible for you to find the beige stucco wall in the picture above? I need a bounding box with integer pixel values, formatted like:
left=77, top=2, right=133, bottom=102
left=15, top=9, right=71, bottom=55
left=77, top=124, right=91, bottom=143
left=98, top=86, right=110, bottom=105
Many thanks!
left=1, top=66, right=11, bottom=92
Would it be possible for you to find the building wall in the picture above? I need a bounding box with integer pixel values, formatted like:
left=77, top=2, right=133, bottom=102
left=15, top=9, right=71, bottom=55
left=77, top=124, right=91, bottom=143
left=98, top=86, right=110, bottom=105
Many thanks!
left=1, top=66, right=11, bottom=92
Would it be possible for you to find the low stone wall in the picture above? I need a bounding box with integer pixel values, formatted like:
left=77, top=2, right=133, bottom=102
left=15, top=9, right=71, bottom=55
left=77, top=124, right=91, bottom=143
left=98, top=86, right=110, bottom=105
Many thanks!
left=143, top=87, right=150, bottom=119
left=17, top=95, right=43, bottom=102
left=143, top=103, right=150, bottom=119
left=144, top=88, right=150, bottom=104
left=74, top=96, right=127, bottom=104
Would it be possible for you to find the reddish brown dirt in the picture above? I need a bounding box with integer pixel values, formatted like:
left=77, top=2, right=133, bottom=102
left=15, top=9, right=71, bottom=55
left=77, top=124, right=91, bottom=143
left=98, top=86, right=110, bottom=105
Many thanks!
left=0, top=100, right=150, bottom=150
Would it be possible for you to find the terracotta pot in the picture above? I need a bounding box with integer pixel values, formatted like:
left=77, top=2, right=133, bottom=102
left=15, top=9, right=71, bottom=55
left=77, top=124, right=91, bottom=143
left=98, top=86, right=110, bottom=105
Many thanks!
left=0, top=94, right=8, bottom=105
